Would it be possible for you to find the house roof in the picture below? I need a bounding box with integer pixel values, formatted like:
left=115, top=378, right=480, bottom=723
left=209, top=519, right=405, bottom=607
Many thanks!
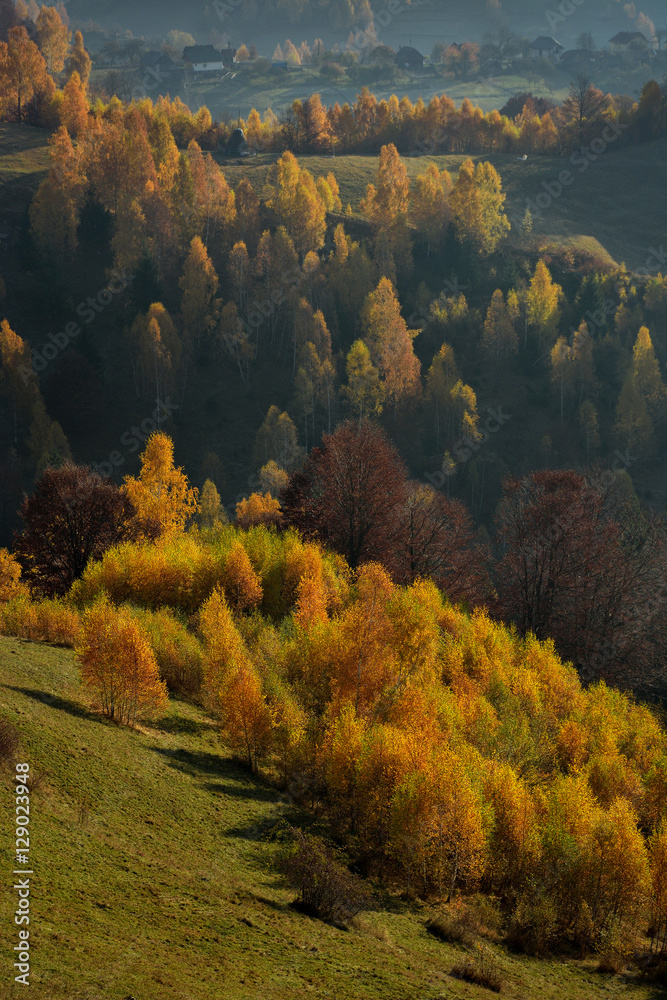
left=395, top=46, right=424, bottom=61
left=183, top=45, right=223, bottom=63
left=530, top=36, right=563, bottom=50
left=609, top=31, right=648, bottom=44
left=140, top=50, right=180, bottom=69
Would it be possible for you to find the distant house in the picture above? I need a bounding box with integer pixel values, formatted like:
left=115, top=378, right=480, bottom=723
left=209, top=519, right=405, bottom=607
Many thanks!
left=219, top=46, right=237, bottom=68
left=529, top=36, right=564, bottom=61
left=139, top=51, right=182, bottom=83
left=609, top=31, right=651, bottom=55
left=183, top=45, right=226, bottom=75
left=395, top=46, right=424, bottom=70
left=225, top=128, right=248, bottom=156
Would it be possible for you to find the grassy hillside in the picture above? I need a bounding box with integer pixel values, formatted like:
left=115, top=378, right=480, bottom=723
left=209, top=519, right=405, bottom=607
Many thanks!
left=0, top=125, right=50, bottom=245
left=218, top=137, right=667, bottom=273
left=0, top=634, right=666, bottom=999
left=3, top=122, right=666, bottom=274
left=186, top=67, right=571, bottom=123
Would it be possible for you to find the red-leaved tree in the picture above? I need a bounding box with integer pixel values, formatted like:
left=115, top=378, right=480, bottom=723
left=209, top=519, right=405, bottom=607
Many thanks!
left=391, top=482, right=490, bottom=606
left=281, top=420, right=408, bottom=569
left=494, top=469, right=666, bottom=685
left=13, top=463, right=146, bottom=596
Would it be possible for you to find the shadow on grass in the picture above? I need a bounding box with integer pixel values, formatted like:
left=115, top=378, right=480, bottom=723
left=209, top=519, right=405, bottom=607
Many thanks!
left=150, top=746, right=282, bottom=802
left=5, top=686, right=105, bottom=724
left=204, top=780, right=279, bottom=803
left=154, top=714, right=216, bottom=738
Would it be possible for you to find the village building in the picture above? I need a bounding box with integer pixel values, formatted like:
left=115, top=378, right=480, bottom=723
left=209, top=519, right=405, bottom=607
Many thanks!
left=394, top=46, right=424, bottom=71
left=529, top=36, right=564, bottom=61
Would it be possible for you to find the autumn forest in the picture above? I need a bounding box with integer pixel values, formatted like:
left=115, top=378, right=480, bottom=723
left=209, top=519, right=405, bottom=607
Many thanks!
left=2, top=2, right=667, bottom=995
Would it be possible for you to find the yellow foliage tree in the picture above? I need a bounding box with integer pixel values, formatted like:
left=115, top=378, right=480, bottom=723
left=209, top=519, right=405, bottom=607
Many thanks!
left=123, top=432, right=199, bottom=536
left=199, top=586, right=251, bottom=702
left=526, top=259, right=562, bottom=349
left=223, top=540, right=263, bottom=612
left=450, top=158, right=510, bottom=256
left=360, top=143, right=410, bottom=228
left=65, top=30, right=91, bottom=90
left=341, top=339, right=384, bottom=423
left=179, top=235, right=218, bottom=352
left=391, top=750, right=488, bottom=898
left=199, top=478, right=226, bottom=529
left=361, top=277, right=421, bottom=413
left=265, top=150, right=327, bottom=256
left=0, top=548, right=23, bottom=601
left=259, top=460, right=289, bottom=497
left=649, top=824, right=667, bottom=956
left=35, top=3, right=69, bottom=73
left=294, top=569, right=328, bottom=631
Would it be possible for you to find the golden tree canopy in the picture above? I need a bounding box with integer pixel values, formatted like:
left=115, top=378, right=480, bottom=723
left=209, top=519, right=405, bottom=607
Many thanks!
left=123, top=432, right=199, bottom=536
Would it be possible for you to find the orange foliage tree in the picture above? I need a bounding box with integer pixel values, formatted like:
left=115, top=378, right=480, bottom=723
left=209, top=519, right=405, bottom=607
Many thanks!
left=76, top=597, right=168, bottom=725
left=391, top=749, right=488, bottom=898
left=219, top=665, right=275, bottom=772
left=235, top=492, right=283, bottom=529
left=222, top=540, right=263, bottom=611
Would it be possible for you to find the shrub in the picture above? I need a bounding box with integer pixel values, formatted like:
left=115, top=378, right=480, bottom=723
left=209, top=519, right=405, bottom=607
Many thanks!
left=0, top=596, right=37, bottom=639
left=428, top=896, right=503, bottom=947
left=25, top=768, right=47, bottom=794
left=467, top=894, right=504, bottom=938
left=451, top=945, right=504, bottom=993
left=350, top=915, right=392, bottom=945
left=427, top=911, right=475, bottom=948
left=0, top=596, right=80, bottom=645
left=279, top=827, right=372, bottom=925
left=35, top=599, right=81, bottom=645
left=73, top=536, right=221, bottom=614
left=507, top=891, right=559, bottom=956
left=0, top=716, right=20, bottom=766
left=128, top=606, right=204, bottom=696
left=595, top=920, right=634, bottom=974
